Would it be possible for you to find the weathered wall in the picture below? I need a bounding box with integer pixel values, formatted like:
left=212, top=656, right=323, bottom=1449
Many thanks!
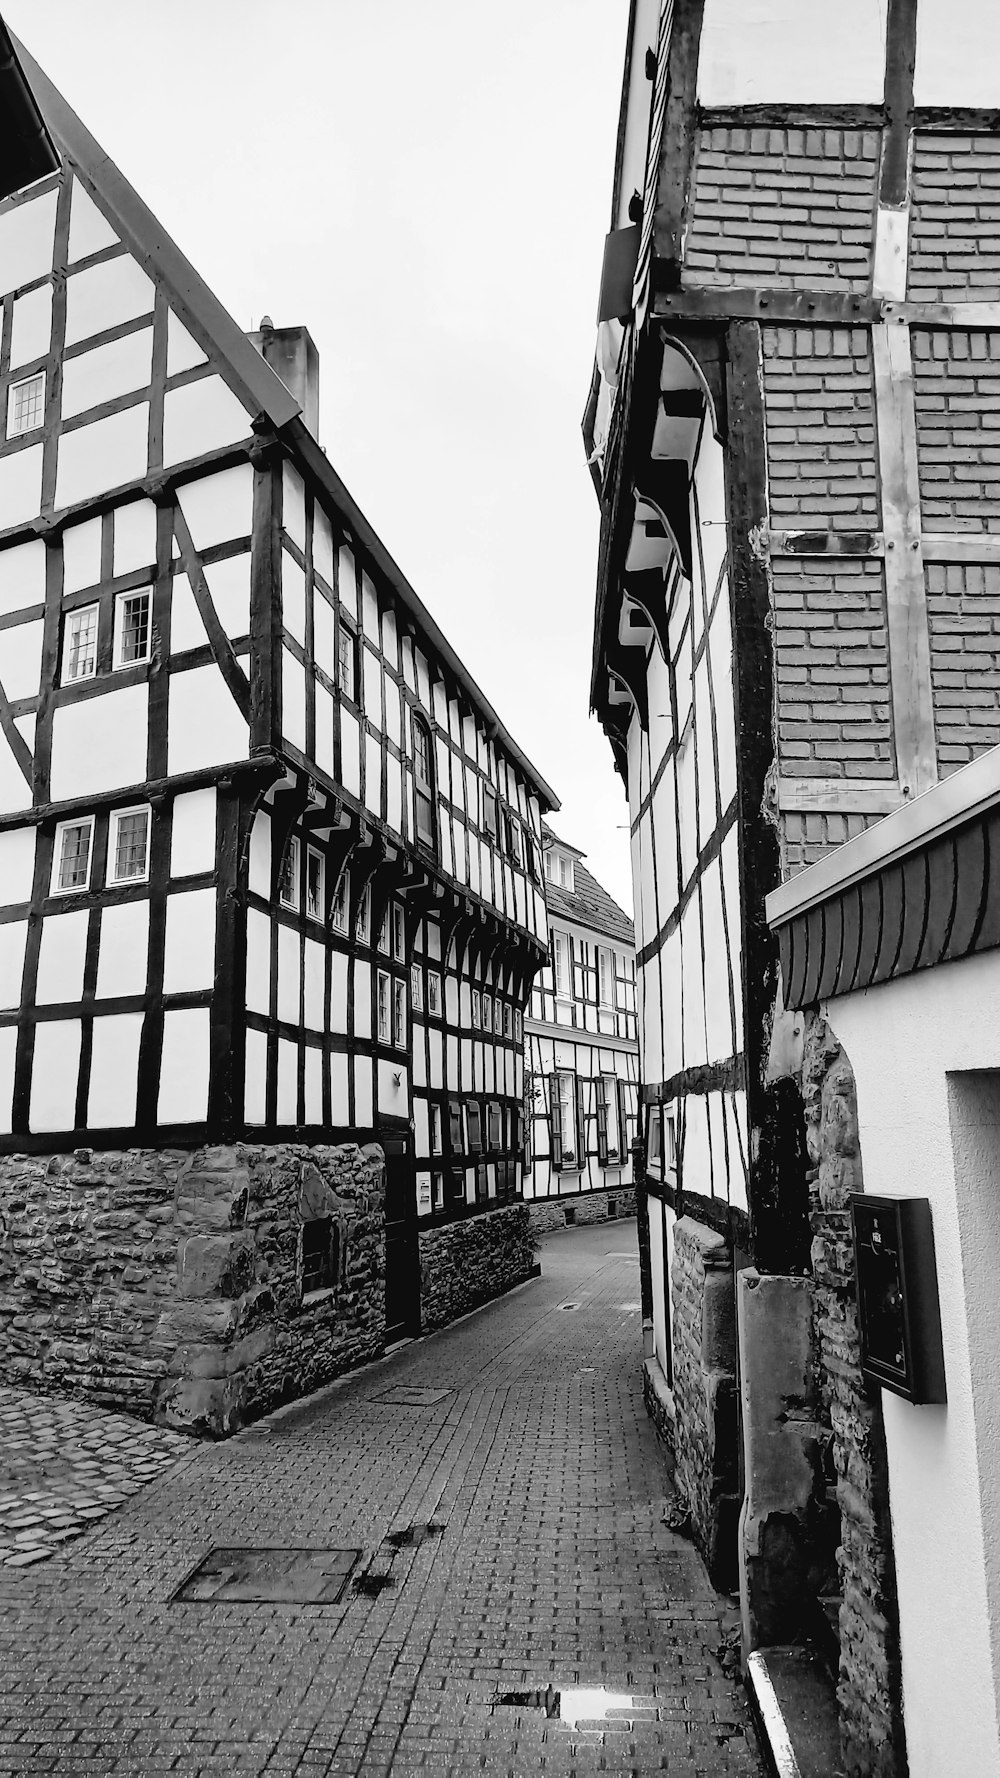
left=669, top=1215, right=739, bottom=1589
left=418, top=1204, right=536, bottom=1333
left=0, top=1141, right=385, bottom=1436
left=800, top=1015, right=906, bottom=1778
left=526, top=1187, right=636, bottom=1234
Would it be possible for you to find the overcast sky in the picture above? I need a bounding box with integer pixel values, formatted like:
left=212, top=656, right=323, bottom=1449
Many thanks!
left=7, top=0, right=634, bottom=911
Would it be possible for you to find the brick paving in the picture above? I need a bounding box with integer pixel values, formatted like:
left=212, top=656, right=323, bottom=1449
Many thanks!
left=0, top=1389, right=191, bottom=1568
left=0, top=1221, right=762, bottom=1777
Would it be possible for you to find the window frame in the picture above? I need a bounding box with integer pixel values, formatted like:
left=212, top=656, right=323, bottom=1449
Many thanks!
left=393, top=976, right=407, bottom=1049
left=466, top=1100, right=483, bottom=1155
left=471, top=988, right=481, bottom=1030
left=61, top=602, right=99, bottom=684
left=426, top=969, right=442, bottom=1016
left=553, top=930, right=571, bottom=999
left=487, top=1100, right=503, bottom=1151
left=7, top=370, right=45, bottom=439
left=550, top=1070, right=580, bottom=1172
left=482, top=786, right=498, bottom=842
left=52, top=814, right=95, bottom=896
left=305, top=846, right=325, bottom=922
left=377, top=968, right=392, bottom=1044
left=356, top=880, right=372, bottom=944
left=108, top=803, right=152, bottom=886
left=482, top=990, right=492, bottom=1033
left=377, top=904, right=391, bottom=956
left=410, top=961, right=424, bottom=1013
left=430, top=1103, right=443, bottom=1155
left=337, top=616, right=358, bottom=703
left=392, top=902, right=405, bottom=962
left=301, top=1216, right=338, bottom=1298
left=412, top=712, right=436, bottom=849
left=330, top=867, right=349, bottom=935
left=598, top=947, right=613, bottom=1008
left=112, top=586, right=152, bottom=670
left=278, top=836, right=300, bottom=911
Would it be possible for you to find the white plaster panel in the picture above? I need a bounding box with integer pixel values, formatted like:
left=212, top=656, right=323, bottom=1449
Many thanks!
left=0, top=443, right=43, bottom=530
left=363, top=651, right=382, bottom=728
left=277, top=922, right=301, bottom=1025
left=676, top=732, right=698, bottom=890
left=282, top=649, right=307, bottom=754
left=162, top=375, right=252, bottom=468
left=726, top=1092, right=749, bottom=1211
left=277, top=1038, right=298, bottom=1124
left=354, top=960, right=371, bottom=1041
left=36, top=907, right=88, bottom=1005
left=364, top=732, right=381, bottom=817
left=304, top=937, right=324, bottom=1031
left=176, top=465, right=253, bottom=551
left=204, top=553, right=251, bottom=640
left=88, top=1013, right=142, bottom=1127
left=698, top=0, right=887, bottom=103
left=245, top=908, right=271, bottom=1016
left=412, top=1032, right=426, bottom=1088
left=51, top=683, right=148, bottom=801
left=304, top=1045, right=322, bottom=1124
left=67, top=179, right=119, bottom=263
left=282, top=463, right=306, bottom=552
left=649, top=1198, right=669, bottom=1380
left=0, top=827, right=34, bottom=905
left=0, top=618, right=42, bottom=700
left=354, top=1055, right=373, bottom=1127
left=915, top=1, right=1000, bottom=105
left=340, top=707, right=360, bottom=798
left=721, top=826, right=743, bottom=1050
left=314, top=681, right=335, bottom=781
left=361, top=573, right=379, bottom=642
left=9, top=283, right=52, bottom=371
left=701, top=857, right=735, bottom=1065
left=61, top=326, right=153, bottom=421
left=709, top=586, right=737, bottom=815
left=694, top=656, right=717, bottom=840
left=329, top=1049, right=349, bottom=1124
left=385, top=756, right=403, bottom=839
left=30, top=1018, right=81, bottom=1133
left=55, top=403, right=149, bottom=508
left=169, top=571, right=204, bottom=654
left=681, top=902, right=708, bottom=1072
left=828, top=953, right=1000, bottom=1778
left=0, top=733, right=30, bottom=815
left=338, top=546, right=357, bottom=619
left=378, top=1059, right=408, bottom=1118
left=61, top=519, right=101, bottom=595
left=163, top=887, right=216, bottom=993
left=167, top=664, right=249, bottom=775
left=0, top=1024, right=16, bottom=1133
left=64, top=254, right=154, bottom=348
left=314, top=506, right=334, bottom=587
left=0, top=188, right=57, bottom=299
left=0, top=919, right=26, bottom=1009
left=281, top=550, right=306, bottom=647
left=330, top=952, right=348, bottom=1034
left=313, top=589, right=335, bottom=679
left=166, top=309, right=206, bottom=377
left=0, top=538, right=44, bottom=617
left=95, top=899, right=149, bottom=1000
left=170, top=788, right=217, bottom=878
left=157, top=1006, right=209, bottom=1123
left=244, top=1026, right=268, bottom=1125
left=248, top=811, right=270, bottom=900
left=113, top=498, right=157, bottom=576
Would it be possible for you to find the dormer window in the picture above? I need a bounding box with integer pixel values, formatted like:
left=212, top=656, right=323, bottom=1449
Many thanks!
left=544, top=847, right=574, bottom=892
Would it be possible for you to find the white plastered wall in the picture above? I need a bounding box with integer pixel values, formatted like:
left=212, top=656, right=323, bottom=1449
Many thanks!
left=828, top=950, right=1000, bottom=1778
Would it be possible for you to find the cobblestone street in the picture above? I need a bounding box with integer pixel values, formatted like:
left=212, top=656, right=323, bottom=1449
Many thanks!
left=0, top=1223, right=761, bottom=1777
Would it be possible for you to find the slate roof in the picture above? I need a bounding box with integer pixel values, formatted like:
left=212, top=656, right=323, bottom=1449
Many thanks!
left=543, top=826, right=635, bottom=947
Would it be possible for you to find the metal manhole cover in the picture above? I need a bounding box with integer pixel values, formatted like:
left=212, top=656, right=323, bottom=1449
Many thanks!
left=172, top=1547, right=360, bottom=1604
left=373, top=1386, right=451, bottom=1406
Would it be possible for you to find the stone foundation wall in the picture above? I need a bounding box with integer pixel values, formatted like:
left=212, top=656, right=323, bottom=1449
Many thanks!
left=800, top=1015, right=907, bottom=1778
left=526, top=1188, right=636, bottom=1234
left=0, top=1141, right=384, bottom=1437
left=419, top=1204, right=536, bottom=1332
left=670, top=1215, right=740, bottom=1589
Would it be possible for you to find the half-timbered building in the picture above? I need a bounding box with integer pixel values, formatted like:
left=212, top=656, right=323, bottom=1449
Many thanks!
left=586, top=2, right=1000, bottom=1772
left=0, top=28, right=556, bottom=1432
left=523, top=826, right=639, bottom=1224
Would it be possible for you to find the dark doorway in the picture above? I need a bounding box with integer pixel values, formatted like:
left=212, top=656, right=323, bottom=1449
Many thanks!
left=381, top=1129, right=420, bottom=1343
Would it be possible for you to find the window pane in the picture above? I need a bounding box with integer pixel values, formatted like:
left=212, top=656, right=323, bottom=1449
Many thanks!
left=116, top=591, right=151, bottom=665
left=331, top=870, right=348, bottom=932
left=393, top=978, right=406, bottom=1047
left=413, top=721, right=430, bottom=785
left=306, top=850, right=324, bottom=918
left=9, top=373, right=44, bottom=436
left=113, top=809, right=149, bottom=881
left=377, top=971, right=390, bottom=1041
left=279, top=839, right=299, bottom=907
left=57, top=821, right=92, bottom=891
left=410, top=961, right=423, bottom=1011
left=64, top=605, right=98, bottom=681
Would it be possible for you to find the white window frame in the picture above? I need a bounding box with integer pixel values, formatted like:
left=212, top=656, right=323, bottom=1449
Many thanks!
left=427, top=970, right=441, bottom=1015
left=377, top=968, right=391, bottom=1043
left=646, top=1104, right=663, bottom=1176
left=278, top=836, right=300, bottom=910
left=482, top=991, right=492, bottom=1033
left=112, top=587, right=152, bottom=670
left=471, top=989, right=481, bottom=1029
left=410, top=961, right=423, bottom=1012
left=598, top=947, right=613, bottom=1007
left=356, top=880, right=371, bottom=944
left=392, top=902, right=405, bottom=961
left=553, top=931, right=571, bottom=999
left=108, top=804, right=151, bottom=885
left=7, top=370, right=45, bottom=439
left=503, top=1003, right=513, bottom=1039
left=62, top=603, right=99, bottom=684
left=331, top=868, right=349, bottom=934
left=430, top=1103, right=443, bottom=1155
left=377, top=904, right=391, bottom=955
left=337, top=618, right=357, bottom=701
left=393, top=977, right=407, bottom=1049
left=52, top=815, right=95, bottom=895
left=306, top=846, right=325, bottom=921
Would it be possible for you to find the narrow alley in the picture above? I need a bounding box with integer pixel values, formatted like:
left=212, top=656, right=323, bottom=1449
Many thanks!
left=0, top=1225, right=761, bottom=1777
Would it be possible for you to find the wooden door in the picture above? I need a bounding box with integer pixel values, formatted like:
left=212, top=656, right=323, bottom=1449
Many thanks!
left=381, top=1129, right=420, bottom=1343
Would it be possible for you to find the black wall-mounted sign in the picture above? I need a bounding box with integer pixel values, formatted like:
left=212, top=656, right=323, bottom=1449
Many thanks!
left=597, top=225, right=640, bottom=324
left=851, top=1195, right=947, bottom=1404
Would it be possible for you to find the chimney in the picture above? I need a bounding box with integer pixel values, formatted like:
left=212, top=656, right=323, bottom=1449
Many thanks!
left=248, top=317, right=320, bottom=438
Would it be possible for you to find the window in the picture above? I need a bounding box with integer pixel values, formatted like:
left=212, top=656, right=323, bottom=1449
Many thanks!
left=482, top=787, right=498, bottom=841
left=448, top=1099, right=463, bottom=1153
left=432, top=1172, right=444, bottom=1210
left=471, top=989, right=481, bottom=1030
left=301, top=1217, right=338, bottom=1296
left=647, top=1105, right=662, bottom=1174
left=482, top=991, right=492, bottom=1033
left=553, top=931, right=570, bottom=998
left=505, top=813, right=523, bottom=866
left=393, top=977, right=406, bottom=1048
left=488, top=1101, right=503, bottom=1151
left=598, top=948, right=613, bottom=1007
left=410, top=961, right=423, bottom=1012
left=597, top=1074, right=621, bottom=1165
left=392, top=902, right=405, bottom=961
left=412, top=714, right=435, bottom=847
left=377, top=969, right=391, bottom=1043
left=278, top=837, right=300, bottom=909
left=377, top=905, right=391, bottom=955
left=494, top=998, right=503, bottom=1036
left=52, top=816, right=94, bottom=894
left=466, top=1101, right=483, bottom=1154
left=8, top=371, right=44, bottom=438
left=306, top=847, right=324, bottom=921
left=515, top=1009, right=523, bottom=1043
left=551, top=1071, right=581, bottom=1171
left=664, top=1107, right=677, bottom=1172
left=527, top=838, right=541, bottom=883
left=331, top=868, right=349, bottom=934
left=503, top=1003, right=513, bottom=1039
left=427, top=970, right=441, bottom=1015
left=109, top=805, right=150, bottom=884
left=62, top=604, right=98, bottom=683
left=337, top=620, right=357, bottom=701
left=356, top=880, right=371, bottom=943
left=113, top=589, right=151, bottom=668
left=430, top=1103, right=443, bottom=1154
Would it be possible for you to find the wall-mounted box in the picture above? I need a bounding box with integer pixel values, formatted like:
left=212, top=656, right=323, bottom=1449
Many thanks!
left=850, top=1195, right=947, bottom=1404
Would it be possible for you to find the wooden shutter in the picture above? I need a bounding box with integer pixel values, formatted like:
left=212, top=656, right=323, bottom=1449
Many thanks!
left=549, top=1073, right=563, bottom=1169
left=596, top=1077, right=609, bottom=1166
left=575, top=1075, right=587, bottom=1167
left=617, top=1081, right=629, bottom=1164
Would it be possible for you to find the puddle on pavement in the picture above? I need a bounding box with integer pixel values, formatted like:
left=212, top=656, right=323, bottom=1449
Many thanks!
left=488, top=1685, right=660, bottom=1731
left=352, top=1572, right=396, bottom=1596
left=382, top=1521, right=445, bottom=1549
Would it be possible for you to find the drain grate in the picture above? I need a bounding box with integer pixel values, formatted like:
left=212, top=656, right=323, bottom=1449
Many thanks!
left=172, top=1546, right=360, bottom=1604
left=373, top=1385, right=452, bottom=1407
